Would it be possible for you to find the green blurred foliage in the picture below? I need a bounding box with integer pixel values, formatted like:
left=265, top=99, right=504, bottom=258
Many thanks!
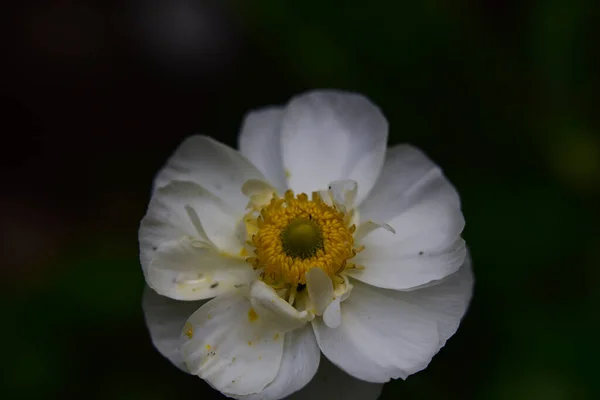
left=3, top=0, right=599, bottom=399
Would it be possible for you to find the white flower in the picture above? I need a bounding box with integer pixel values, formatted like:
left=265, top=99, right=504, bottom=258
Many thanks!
left=140, top=90, right=473, bottom=400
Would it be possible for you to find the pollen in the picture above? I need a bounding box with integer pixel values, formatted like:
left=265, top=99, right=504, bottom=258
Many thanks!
left=247, top=190, right=357, bottom=285
left=248, top=307, right=259, bottom=322
left=184, top=323, right=193, bottom=339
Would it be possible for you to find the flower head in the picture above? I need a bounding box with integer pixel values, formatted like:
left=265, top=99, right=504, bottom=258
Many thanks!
left=140, top=90, right=473, bottom=399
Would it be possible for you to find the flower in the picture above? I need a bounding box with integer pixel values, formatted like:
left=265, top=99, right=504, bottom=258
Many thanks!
left=140, top=90, right=473, bottom=400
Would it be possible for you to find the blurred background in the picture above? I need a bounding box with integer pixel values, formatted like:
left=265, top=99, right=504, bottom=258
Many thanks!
left=2, top=0, right=599, bottom=399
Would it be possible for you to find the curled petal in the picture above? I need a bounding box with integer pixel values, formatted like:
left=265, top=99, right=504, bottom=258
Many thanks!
left=249, top=280, right=312, bottom=332
left=139, top=180, right=244, bottom=271
left=306, top=268, right=335, bottom=316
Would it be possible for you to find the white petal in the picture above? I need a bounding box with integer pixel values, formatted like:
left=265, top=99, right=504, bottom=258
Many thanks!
left=349, top=197, right=466, bottom=290
left=249, top=280, right=311, bottom=332
left=312, top=279, right=440, bottom=383
left=359, top=144, right=460, bottom=224
left=280, top=90, right=388, bottom=204
left=287, top=356, right=384, bottom=400
left=146, top=238, right=257, bottom=300
left=318, top=180, right=358, bottom=213
left=181, top=291, right=284, bottom=396
left=139, top=180, right=243, bottom=270
left=142, top=286, right=205, bottom=372
left=353, top=220, right=395, bottom=244
left=323, top=297, right=341, bottom=329
left=242, top=179, right=279, bottom=210
left=238, top=108, right=287, bottom=192
left=397, top=253, right=474, bottom=347
left=154, top=135, right=266, bottom=211
left=306, top=268, right=334, bottom=316
left=336, top=274, right=354, bottom=302
left=237, top=325, right=320, bottom=400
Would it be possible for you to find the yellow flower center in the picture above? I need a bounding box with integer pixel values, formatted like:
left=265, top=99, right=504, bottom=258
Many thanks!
left=247, top=190, right=357, bottom=286
left=281, top=218, right=324, bottom=259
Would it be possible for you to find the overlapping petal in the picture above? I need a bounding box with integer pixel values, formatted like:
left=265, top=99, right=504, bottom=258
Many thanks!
left=395, top=254, right=474, bottom=347
left=358, top=144, right=460, bottom=223
left=313, top=256, right=473, bottom=383
left=235, top=325, right=320, bottom=400
left=280, top=90, right=388, bottom=204
left=153, top=135, right=266, bottom=210
left=145, top=238, right=257, bottom=300
left=350, top=145, right=466, bottom=290
left=142, top=285, right=205, bottom=372
left=286, top=356, right=384, bottom=400
left=181, top=291, right=284, bottom=396
left=238, top=108, right=287, bottom=193
left=249, top=280, right=312, bottom=332
left=139, top=180, right=244, bottom=270
left=306, top=268, right=334, bottom=316
left=312, top=280, right=440, bottom=383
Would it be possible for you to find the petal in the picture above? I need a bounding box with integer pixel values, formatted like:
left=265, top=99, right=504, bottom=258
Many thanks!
left=306, top=268, right=334, bottom=316
left=237, top=325, right=320, bottom=400
left=146, top=238, right=257, bottom=300
left=323, top=297, right=342, bottom=329
left=280, top=90, right=388, bottom=204
left=317, top=180, right=358, bottom=214
left=336, top=274, right=354, bottom=302
left=142, top=285, right=205, bottom=372
left=139, top=180, right=244, bottom=270
left=242, top=179, right=279, bottom=210
left=359, top=144, right=460, bottom=224
left=312, top=279, right=441, bottom=383
left=287, top=356, right=384, bottom=400
left=238, top=108, right=287, bottom=192
left=329, top=180, right=358, bottom=210
left=249, top=280, right=312, bottom=332
left=154, top=135, right=266, bottom=211
left=181, top=291, right=284, bottom=396
left=349, top=196, right=466, bottom=290
left=397, top=253, right=474, bottom=347
left=353, top=220, right=395, bottom=244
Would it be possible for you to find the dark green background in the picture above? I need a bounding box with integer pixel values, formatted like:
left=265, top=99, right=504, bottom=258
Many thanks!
left=3, top=0, right=599, bottom=399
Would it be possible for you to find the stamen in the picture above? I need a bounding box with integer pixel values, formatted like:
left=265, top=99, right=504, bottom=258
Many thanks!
left=246, top=190, right=358, bottom=286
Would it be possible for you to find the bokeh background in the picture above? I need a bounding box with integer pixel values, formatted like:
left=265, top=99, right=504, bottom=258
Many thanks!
left=2, top=0, right=599, bottom=399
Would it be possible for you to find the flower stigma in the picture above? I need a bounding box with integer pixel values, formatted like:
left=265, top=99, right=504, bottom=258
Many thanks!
left=281, top=218, right=324, bottom=259
left=246, top=190, right=359, bottom=288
